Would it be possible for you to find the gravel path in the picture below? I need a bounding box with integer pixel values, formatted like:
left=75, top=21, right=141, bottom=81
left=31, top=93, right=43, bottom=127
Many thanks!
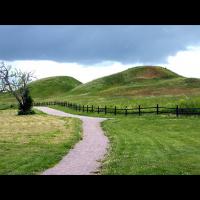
left=34, top=106, right=109, bottom=175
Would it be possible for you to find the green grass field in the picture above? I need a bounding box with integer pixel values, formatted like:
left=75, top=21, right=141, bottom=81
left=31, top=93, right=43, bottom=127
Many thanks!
left=101, top=115, right=200, bottom=175
left=1, top=66, right=200, bottom=175
left=0, top=109, right=82, bottom=175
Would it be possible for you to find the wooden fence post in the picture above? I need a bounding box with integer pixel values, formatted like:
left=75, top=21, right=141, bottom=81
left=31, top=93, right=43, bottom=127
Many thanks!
left=91, top=105, right=94, bottom=112
left=139, top=105, right=141, bottom=116
left=156, top=104, right=159, bottom=115
left=176, top=105, right=179, bottom=117
left=114, top=106, right=116, bottom=115
left=125, top=106, right=128, bottom=116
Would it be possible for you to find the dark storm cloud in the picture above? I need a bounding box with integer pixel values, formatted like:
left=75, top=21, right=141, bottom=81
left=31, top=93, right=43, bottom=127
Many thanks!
left=0, top=25, right=200, bottom=64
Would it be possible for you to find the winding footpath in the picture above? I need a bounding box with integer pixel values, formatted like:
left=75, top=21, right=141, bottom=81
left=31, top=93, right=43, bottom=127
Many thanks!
left=34, top=107, right=109, bottom=175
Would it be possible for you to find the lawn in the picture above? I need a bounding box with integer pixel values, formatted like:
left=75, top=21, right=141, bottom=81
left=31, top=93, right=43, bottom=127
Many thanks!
left=46, top=105, right=200, bottom=175
left=0, top=109, right=82, bottom=175
left=101, top=115, right=200, bottom=175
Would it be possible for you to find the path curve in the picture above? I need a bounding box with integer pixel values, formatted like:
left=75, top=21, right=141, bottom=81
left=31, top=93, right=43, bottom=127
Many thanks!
left=34, top=106, right=109, bottom=175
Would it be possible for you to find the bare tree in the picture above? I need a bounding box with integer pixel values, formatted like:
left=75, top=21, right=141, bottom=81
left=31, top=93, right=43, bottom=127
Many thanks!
left=0, top=62, right=35, bottom=114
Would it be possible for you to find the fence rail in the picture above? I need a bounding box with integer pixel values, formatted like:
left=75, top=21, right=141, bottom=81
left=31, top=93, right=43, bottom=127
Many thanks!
left=33, top=101, right=200, bottom=117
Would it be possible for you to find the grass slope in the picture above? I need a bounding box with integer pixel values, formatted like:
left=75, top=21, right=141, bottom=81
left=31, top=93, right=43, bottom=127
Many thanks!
left=58, top=66, right=200, bottom=108
left=0, top=109, right=82, bottom=175
left=69, top=66, right=181, bottom=95
left=0, top=76, right=82, bottom=105
left=29, top=76, right=82, bottom=99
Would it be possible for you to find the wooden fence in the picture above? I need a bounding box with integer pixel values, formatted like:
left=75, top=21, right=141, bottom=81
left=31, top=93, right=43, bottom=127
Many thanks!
left=33, top=101, right=200, bottom=117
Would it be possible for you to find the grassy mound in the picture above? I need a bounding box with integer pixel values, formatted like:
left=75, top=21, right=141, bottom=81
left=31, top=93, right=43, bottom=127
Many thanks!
left=69, top=66, right=182, bottom=95
left=29, top=76, right=82, bottom=99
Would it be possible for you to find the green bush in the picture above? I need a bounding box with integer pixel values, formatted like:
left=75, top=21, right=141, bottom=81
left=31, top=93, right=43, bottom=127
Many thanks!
left=18, top=88, right=35, bottom=115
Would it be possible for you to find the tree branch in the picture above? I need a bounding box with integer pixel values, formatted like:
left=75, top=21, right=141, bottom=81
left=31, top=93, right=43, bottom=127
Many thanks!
left=0, top=62, right=35, bottom=105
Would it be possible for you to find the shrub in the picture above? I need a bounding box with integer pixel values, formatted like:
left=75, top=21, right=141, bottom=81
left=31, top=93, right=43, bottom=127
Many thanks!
left=18, top=88, right=35, bottom=115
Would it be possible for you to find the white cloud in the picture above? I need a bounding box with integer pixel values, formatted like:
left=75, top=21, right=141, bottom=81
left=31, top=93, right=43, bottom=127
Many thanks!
left=165, top=46, right=200, bottom=78
left=4, top=60, right=140, bottom=83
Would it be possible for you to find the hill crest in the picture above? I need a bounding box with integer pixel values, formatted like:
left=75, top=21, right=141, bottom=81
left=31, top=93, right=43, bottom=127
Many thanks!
left=70, top=66, right=182, bottom=95
left=28, top=76, right=82, bottom=98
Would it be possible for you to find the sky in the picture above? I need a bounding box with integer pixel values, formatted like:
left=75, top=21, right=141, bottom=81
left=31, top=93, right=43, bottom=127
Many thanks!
left=1, top=25, right=200, bottom=83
